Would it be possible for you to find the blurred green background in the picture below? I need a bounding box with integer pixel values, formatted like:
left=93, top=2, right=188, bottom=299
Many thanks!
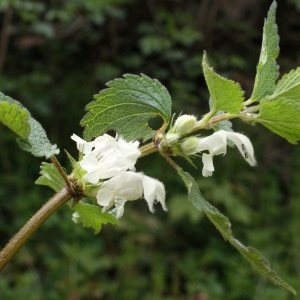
left=1, top=0, right=300, bottom=299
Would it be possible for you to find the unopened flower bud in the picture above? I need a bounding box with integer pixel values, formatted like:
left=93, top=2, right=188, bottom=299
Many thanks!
left=165, top=132, right=179, bottom=145
left=180, top=136, right=198, bottom=155
left=173, top=115, right=197, bottom=136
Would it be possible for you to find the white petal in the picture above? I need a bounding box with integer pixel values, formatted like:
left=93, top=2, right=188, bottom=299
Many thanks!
left=97, top=167, right=126, bottom=180
left=72, top=211, right=80, bottom=223
left=71, top=133, right=84, bottom=144
left=226, top=132, right=256, bottom=166
left=142, top=175, right=166, bottom=212
left=116, top=205, right=125, bottom=219
left=197, top=131, right=227, bottom=155
left=202, top=153, right=214, bottom=177
left=117, top=138, right=141, bottom=164
left=84, top=169, right=102, bottom=184
left=116, top=172, right=143, bottom=199
left=80, top=151, right=101, bottom=172
left=94, top=134, right=118, bottom=153
left=115, top=198, right=127, bottom=206
left=71, top=134, right=94, bottom=154
left=96, top=185, right=116, bottom=207
left=102, top=202, right=114, bottom=213
left=96, top=172, right=143, bottom=207
left=78, top=135, right=142, bottom=185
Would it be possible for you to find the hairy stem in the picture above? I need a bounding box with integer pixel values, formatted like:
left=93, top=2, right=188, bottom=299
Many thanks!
left=0, top=188, right=72, bottom=271
left=193, top=111, right=215, bottom=131
left=139, top=142, right=158, bottom=157
left=50, top=156, right=72, bottom=190
left=210, top=112, right=239, bottom=125
left=192, top=111, right=239, bottom=132
left=160, top=152, right=179, bottom=171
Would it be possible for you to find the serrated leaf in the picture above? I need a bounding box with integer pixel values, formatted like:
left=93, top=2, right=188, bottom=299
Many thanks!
left=256, top=97, right=300, bottom=144
left=35, top=162, right=65, bottom=192
left=202, top=52, right=244, bottom=114
left=268, top=67, right=300, bottom=101
left=0, top=91, right=59, bottom=159
left=17, top=117, right=60, bottom=158
left=0, top=92, right=31, bottom=139
left=72, top=202, right=119, bottom=234
left=251, top=1, right=279, bottom=102
left=81, top=74, right=172, bottom=141
left=178, top=168, right=296, bottom=295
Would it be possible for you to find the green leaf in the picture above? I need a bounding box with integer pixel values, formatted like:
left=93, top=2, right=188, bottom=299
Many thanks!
left=178, top=168, right=296, bottom=295
left=72, top=202, right=119, bottom=234
left=0, top=92, right=31, bottom=139
left=268, top=67, right=300, bottom=101
left=250, top=1, right=279, bottom=102
left=202, top=52, right=244, bottom=114
left=17, top=118, right=60, bottom=158
left=35, top=162, right=65, bottom=192
left=81, top=74, right=172, bottom=141
left=256, top=97, right=300, bottom=144
left=0, top=91, right=59, bottom=158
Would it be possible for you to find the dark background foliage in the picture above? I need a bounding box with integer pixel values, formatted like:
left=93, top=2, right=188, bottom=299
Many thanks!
left=1, top=0, right=300, bottom=299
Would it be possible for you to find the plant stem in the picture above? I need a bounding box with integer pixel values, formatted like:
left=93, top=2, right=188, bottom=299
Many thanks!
left=243, top=104, right=260, bottom=113
left=50, top=156, right=72, bottom=190
left=160, top=152, right=179, bottom=171
left=139, top=142, right=158, bottom=157
left=192, top=111, right=239, bottom=132
left=192, top=111, right=215, bottom=131
left=0, top=188, right=72, bottom=271
left=210, top=112, right=239, bottom=125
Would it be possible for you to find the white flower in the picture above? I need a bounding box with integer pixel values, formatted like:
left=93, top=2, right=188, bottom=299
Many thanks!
left=71, top=134, right=167, bottom=218
left=196, top=130, right=256, bottom=177
left=71, top=134, right=141, bottom=184
left=96, top=171, right=167, bottom=218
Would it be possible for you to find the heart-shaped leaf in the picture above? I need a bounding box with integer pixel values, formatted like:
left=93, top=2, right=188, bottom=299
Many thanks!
left=81, top=74, right=172, bottom=141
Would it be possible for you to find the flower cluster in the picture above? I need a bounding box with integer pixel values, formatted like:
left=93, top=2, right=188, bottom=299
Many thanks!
left=179, top=129, right=256, bottom=177
left=71, top=134, right=167, bottom=218
left=71, top=115, right=256, bottom=217
left=161, top=115, right=256, bottom=177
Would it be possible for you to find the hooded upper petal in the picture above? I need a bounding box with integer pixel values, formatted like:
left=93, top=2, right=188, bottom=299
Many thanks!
left=93, top=134, right=118, bottom=153
left=226, top=131, right=256, bottom=166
